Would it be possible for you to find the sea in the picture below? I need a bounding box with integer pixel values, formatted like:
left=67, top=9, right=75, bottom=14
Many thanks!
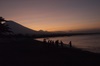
left=36, top=34, right=100, bottom=53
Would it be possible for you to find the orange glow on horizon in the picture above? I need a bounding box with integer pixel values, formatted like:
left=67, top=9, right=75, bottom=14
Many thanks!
left=0, top=0, right=100, bottom=32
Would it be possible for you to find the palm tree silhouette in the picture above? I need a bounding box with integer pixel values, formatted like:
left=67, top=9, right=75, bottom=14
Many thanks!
left=0, top=17, right=12, bottom=35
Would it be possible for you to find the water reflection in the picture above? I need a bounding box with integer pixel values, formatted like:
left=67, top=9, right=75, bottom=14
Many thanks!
left=36, top=35, right=100, bottom=53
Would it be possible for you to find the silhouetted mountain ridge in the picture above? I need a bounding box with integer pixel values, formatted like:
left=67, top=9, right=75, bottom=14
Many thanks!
left=5, top=20, right=100, bottom=36
left=6, top=21, right=49, bottom=35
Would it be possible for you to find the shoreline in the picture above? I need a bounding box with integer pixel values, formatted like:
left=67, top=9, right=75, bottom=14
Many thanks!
left=0, top=38, right=100, bottom=66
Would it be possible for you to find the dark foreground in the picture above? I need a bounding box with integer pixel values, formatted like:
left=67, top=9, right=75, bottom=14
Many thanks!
left=0, top=38, right=100, bottom=66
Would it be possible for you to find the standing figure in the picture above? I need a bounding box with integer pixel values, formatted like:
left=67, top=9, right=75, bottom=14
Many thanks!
left=55, top=40, right=59, bottom=47
left=69, top=41, right=72, bottom=48
left=60, top=41, right=64, bottom=47
left=43, top=39, right=46, bottom=43
left=51, top=40, right=54, bottom=44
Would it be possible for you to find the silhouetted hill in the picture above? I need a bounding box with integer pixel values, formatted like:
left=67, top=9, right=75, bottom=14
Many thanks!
left=5, top=20, right=100, bottom=37
left=6, top=21, right=49, bottom=35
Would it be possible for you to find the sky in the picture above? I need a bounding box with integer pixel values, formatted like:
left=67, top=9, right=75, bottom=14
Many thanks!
left=0, top=0, right=100, bottom=32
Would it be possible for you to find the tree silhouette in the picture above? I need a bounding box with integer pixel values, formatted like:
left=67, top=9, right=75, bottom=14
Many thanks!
left=0, top=17, right=12, bottom=35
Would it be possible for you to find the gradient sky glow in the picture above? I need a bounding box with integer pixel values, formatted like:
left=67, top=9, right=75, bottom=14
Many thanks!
left=0, top=0, right=100, bottom=31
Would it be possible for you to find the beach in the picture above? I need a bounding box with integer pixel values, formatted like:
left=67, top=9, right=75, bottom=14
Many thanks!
left=0, top=38, right=100, bottom=66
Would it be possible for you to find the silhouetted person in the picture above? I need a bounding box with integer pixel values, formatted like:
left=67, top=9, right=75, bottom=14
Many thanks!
left=43, top=39, right=46, bottom=43
left=51, top=40, right=54, bottom=44
left=49, top=40, right=52, bottom=44
left=60, top=41, right=64, bottom=47
left=55, top=40, right=59, bottom=47
left=69, top=41, right=72, bottom=48
left=47, top=40, right=50, bottom=44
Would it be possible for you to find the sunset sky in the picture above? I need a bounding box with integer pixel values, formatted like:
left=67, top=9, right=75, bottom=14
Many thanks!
left=0, top=0, right=100, bottom=31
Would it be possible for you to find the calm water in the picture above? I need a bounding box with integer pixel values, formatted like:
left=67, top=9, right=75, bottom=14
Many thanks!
left=36, top=35, right=100, bottom=53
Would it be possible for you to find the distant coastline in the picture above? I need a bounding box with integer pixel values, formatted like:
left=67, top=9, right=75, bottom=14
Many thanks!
left=33, top=32, right=100, bottom=38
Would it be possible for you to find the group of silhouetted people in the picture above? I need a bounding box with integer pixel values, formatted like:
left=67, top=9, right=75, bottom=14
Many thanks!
left=43, top=39, right=72, bottom=48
